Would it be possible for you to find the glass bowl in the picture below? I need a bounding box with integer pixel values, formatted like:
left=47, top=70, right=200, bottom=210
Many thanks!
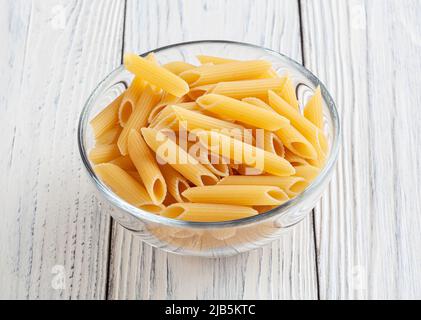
left=78, top=40, right=340, bottom=257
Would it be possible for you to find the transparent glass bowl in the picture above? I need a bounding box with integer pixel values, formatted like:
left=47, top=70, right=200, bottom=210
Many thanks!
left=78, top=41, right=340, bottom=257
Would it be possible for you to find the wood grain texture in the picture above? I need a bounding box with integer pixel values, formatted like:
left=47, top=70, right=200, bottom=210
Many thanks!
left=107, top=0, right=318, bottom=300
left=0, top=0, right=125, bottom=299
left=300, top=0, right=421, bottom=299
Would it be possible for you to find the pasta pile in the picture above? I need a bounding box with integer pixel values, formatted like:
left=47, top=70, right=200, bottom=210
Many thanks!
left=89, top=53, right=327, bottom=222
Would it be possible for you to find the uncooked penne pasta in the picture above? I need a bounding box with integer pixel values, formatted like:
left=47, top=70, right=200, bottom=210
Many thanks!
left=95, top=125, right=122, bottom=145
left=279, top=76, right=299, bottom=110
left=110, top=155, right=136, bottom=171
left=182, top=185, right=289, bottom=206
left=263, top=131, right=285, bottom=158
left=124, top=53, right=189, bottom=97
left=269, top=90, right=328, bottom=161
left=150, top=102, right=198, bottom=128
left=284, top=149, right=309, bottom=166
left=188, top=84, right=215, bottom=100
left=241, top=97, right=274, bottom=112
left=89, top=144, right=121, bottom=164
left=304, top=86, right=324, bottom=129
left=275, top=125, right=317, bottom=160
left=94, top=163, right=159, bottom=211
left=90, top=93, right=123, bottom=138
left=188, top=142, right=230, bottom=177
left=196, top=55, right=238, bottom=65
left=172, top=105, right=244, bottom=133
left=141, top=127, right=218, bottom=186
left=159, top=164, right=190, bottom=203
left=218, top=175, right=307, bottom=197
left=119, top=77, right=144, bottom=127
left=162, top=203, right=258, bottom=222
left=117, top=85, right=162, bottom=155
left=293, top=164, right=320, bottom=182
left=197, top=131, right=295, bottom=177
left=211, top=78, right=286, bottom=101
left=180, top=60, right=271, bottom=87
left=163, top=61, right=196, bottom=75
left=197, top=94, right=289, bottom=131
left=128, top=130, right=167, bottom=204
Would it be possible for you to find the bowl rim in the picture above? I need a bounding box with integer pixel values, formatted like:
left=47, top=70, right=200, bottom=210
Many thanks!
left=78, top=40, right=341, bottom=229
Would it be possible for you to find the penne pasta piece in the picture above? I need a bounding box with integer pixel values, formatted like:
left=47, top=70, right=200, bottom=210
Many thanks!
left=89, top=144, right=121, bottom=164
left=275, top=125, right=317, bottom=160
left=269, top=90, right=328, bottom=162
left=253, top=206, right=277, bottom=213
left=90, top=93, right=123, bottom=138
left=187, top=142, right=230, bottom=177
left=128, top=130, right=167, bottom=204
left=284, top=149, right=309, bottom=166
left=241, top=97, right=274, bottom=112
left=182, top=185, right=289, bottom=206
left=96, top=125, right=122, bottom=145
left=263, top=130, right=285, bottom=158
left=293, top=164, right=320, bottom=183
left=197, top=94, right=289, bottom=131
left=218, top=175, right=307, bottom=197
left=279, top=76, right=299, bottom=110
left=179, top=60, right=271, bottom=87
left=304, top=86, right=324, bottom=129
left=172, top=105, right=244, bottom=133
left=150, top=113, right=178, bottom=131
left=163, top=61, right=196, bottom=75
left=141, top=128, right=219, bottom=186
left=147, top=91, right=182, bottom=124
left=159, top=164, right=190, bottom=203
left=117, top=85, right=162, bottom=155
left=197, top=131, right=295, bottom=177
left=188, top=84, right=215, bottom=100
left=196, top=55, right=238, bottom=65
left=127, top=170, right=143, bottom=184
left=110, top=155, right=136, bottom=171
left=124, top=53, right=189, bottom=97
left=162, top=203, right=258, bottom=222
left=94, top=163, right=155, bottom=208
left=119, top=77, right=145, bottom=127
left=210, top=78, right=286, bottom=101
left=149, top=102, right=198, bottom=128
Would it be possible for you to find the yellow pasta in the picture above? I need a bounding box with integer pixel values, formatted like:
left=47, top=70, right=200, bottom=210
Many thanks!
left=187, top=142, right=230, bottom=177
left=210, top=78, right=286, bottom=100
left=141, top=127, right=218, bottom=186
left=124, top=53, right=189, bottom=97
left=162, top=203, right=258, bottom=222
left=263, top=131, right=285, bottom=158
left=110, top=155, right=136, bottom=171
left=241, top=97, right=274, bottom=112
left=179, top=60, right=271, bottom=87
left=284, top=149, right=309, bottom=166
left=304, top=86, right=324, bottom=129
left=95, top=125, right=122, bottom=145
left=197, top=131, right=295, bottom=177
left=163, top=61, right=196, bottom=75
left=117, top=85, right=162, bottom=155
left=279, top=75, right=299, bottom=110
left=119, top=77, right=145, bottom=127
left=149, top=102, right=198, bottom=128
left=94, top=163, right=160, bottom=211
left=90, top=93, right=123, bottom=138
left=188, top=84, right=216, bottom=100
left=274, top=125, right=317, bottom=160
left=197, top=94, right=289, bottom=131
left=172, top=105, right=244, bottom=133
left=89, top=144, right=121, bottom=164
left=218, top=175, right=307, bottom=197
left=159, top=164, right=190, bottom=203
left=269, top=90, right=328, bottom=163
left=128, top=130, right=167, bottom=204
left=182, top=185, right=289, bottom=206
left=294, top=164, right=320, bottom=182
left=196, top=55, right=238, bottom=65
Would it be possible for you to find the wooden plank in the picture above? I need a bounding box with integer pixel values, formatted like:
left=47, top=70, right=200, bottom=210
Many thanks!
left=0, top=0, right=125, bottom=299
left=300, top=0, right=421, bottom=299
left=107, top=0, right=318, bottom=300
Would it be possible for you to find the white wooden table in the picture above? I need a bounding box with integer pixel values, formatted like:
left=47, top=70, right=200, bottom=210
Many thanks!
left=1, top=0, right=420, bottom=300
